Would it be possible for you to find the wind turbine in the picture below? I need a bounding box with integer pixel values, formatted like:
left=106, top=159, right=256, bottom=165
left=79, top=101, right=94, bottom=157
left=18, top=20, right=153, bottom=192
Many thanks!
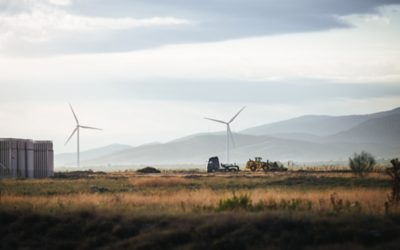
left=65, top=103, right=102, bottom=167
left=205, top=106, right=246, bottom=163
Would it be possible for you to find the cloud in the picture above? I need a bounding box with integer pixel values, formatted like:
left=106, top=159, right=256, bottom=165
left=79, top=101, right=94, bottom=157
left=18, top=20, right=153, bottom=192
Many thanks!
left=2, top=5, right=399, bottom=86
left=48, top=0, right=71, bottom=6
left=0, top=0, right=398, bottom=55
left=0, top=1, right=189, bottom=48
left=1, top=74, right=400, bottom=105
left=0, top=6, right=189, bottom=33
left=0, top=0, right=70, bottom=12
left=0, top=2, right=398, bottom=106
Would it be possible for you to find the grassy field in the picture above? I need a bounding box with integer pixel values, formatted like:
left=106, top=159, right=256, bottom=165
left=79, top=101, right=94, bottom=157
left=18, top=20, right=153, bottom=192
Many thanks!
left=1, top=170, right=399, bottom=249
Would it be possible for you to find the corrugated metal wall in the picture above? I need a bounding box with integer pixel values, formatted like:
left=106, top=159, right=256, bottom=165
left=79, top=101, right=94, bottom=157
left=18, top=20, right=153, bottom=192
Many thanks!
left=0, top=138, right=53, bottom=179
left=0, top=140, right=12, bottom=177
left=26, top=140, right=34, bottom=178
left=33, top=141, right=53, bottom=178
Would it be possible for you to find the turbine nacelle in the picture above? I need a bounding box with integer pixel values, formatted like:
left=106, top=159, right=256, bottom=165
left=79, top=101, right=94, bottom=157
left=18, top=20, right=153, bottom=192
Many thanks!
left=64, top=125, right=102, bottom=145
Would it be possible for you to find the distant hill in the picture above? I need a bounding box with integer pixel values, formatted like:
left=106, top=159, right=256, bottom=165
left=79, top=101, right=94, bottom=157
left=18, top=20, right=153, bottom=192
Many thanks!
left=84, top=131, right=398, bottom=166
left=84, top=134, right=271, bottom=165
left=60, top=107, right=400, bottom=167
left=56, top=144, right=132, bottom=166
left=326, top=114, right=400, bottom=146
left=241, top=107, right=400, bottom=136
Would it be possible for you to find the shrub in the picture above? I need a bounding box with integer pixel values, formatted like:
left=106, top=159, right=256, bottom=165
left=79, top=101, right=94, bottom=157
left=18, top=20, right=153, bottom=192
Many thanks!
left=217, top=193, right=252, bottom=211
left=349, top=151, right=376, bottom=177
left=386, top=158, right=400, bottom=204
left=136, top=167, right=161, bottom=174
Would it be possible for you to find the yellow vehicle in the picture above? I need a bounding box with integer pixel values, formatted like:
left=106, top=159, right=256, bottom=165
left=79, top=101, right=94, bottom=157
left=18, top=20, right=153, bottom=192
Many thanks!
left=246, top=157, right=287, bottom=172
left=246, top=157, right=268, bottom=171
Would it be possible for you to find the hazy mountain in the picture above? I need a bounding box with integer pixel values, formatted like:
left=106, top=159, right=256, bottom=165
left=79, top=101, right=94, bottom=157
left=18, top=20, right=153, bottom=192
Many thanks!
left=84, top=133, right=397, bottom=166
left=84, top=134, right=271, bottom=165
left=241, top=107, right=400, bottom=136
left=56, top=144, right=132, bottom=166
left=73, top=107, right=400, bottom=167
left=326, top=114, right=400, bottom=146
left=267, top=132, right=322, bottom=142
left=83, top=133, right=395, bottom=166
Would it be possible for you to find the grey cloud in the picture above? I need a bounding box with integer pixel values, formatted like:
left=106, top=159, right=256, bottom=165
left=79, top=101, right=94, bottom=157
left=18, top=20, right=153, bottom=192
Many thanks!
left=115, top=79, right=400, bottom=104
left=1, top=0, right=399, bottom=56
left=2, top=79, right=400, bottom=104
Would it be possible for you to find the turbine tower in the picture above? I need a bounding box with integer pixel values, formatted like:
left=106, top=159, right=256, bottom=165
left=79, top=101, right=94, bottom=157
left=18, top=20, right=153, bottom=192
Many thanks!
left=205, top=106, right=246, bottom=163
left=65, top=103, right=102, bottom=167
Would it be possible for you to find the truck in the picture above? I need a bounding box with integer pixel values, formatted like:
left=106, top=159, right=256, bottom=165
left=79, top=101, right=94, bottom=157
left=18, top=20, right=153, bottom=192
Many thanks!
left=207, top=156, right=240, bottom=173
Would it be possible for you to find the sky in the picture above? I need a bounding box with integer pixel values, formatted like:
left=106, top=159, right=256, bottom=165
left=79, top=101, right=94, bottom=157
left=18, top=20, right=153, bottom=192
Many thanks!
left=0, top=0, right=399, bottom=153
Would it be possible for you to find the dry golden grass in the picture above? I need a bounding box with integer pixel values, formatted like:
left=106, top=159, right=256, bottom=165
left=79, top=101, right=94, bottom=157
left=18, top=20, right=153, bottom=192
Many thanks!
left=0, top=171, right=394, bottom=216
left=0, top=187, right=392, bottom=215
left=130, top=176, right=190, bottom=187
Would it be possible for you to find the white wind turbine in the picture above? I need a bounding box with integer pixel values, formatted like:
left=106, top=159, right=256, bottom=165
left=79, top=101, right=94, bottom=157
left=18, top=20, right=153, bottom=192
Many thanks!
left=205, top=106, right=246, bottom=163
left=65, top=103, right=102, bottom=167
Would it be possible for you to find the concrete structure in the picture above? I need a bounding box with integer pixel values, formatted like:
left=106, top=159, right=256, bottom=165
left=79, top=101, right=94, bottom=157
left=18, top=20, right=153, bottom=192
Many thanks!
left=0, top=138, right=53, bottom=178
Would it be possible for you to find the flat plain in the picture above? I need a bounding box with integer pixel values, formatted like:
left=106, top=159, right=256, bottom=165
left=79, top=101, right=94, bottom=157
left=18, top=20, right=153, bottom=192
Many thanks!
left=1, top=170, right=399, bottom=250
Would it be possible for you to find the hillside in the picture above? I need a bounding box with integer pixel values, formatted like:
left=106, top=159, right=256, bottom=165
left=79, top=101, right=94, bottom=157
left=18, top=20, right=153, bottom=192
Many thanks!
left=56, top=144, right=132, bottom=166
left=58, top=107, right=400, bottom=167
left=326, top=114, right=400, bottom=146
left=241, top=107, right=400, bottom=136
left=84, top=134, right=272, bottom=165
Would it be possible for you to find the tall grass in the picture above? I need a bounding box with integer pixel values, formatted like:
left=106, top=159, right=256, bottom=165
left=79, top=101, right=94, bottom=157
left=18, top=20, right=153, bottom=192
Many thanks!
left=130, top=176, right=190, bottom=187
left=0, top=187, right=391, bottom=215
left=0, top=172, right=394, bottom=217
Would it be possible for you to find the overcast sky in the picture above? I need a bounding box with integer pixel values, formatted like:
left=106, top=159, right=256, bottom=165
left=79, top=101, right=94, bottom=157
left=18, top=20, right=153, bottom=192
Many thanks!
left=0, top=0, right=399, bottom=153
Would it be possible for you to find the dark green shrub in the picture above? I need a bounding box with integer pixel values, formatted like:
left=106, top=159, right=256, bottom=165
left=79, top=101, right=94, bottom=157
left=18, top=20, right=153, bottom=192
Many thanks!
left=349, top=151, right=376, bottom=177
left=136, top=166, right=161, bottom=173
left=386, top=158, right=400, bottom=204
left=217, top=193, right=252, bottom=211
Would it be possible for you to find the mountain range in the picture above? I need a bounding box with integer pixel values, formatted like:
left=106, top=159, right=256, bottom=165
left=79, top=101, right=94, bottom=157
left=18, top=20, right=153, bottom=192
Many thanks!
left=55, top=107, right=400, bottom=167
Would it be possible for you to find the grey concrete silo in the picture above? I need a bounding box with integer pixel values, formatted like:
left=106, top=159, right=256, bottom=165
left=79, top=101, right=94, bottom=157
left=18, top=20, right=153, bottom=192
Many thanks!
left=0, top=138, right=53, bottom=179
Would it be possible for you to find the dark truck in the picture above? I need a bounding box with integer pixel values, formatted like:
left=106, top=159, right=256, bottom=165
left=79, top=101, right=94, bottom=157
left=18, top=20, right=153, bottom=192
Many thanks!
left=207, top=156, right=240, bottom=173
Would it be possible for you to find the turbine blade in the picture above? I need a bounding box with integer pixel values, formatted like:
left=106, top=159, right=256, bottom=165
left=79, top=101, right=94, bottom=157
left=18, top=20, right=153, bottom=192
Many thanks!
left=204, top=117, right=227, bottom=124
left=227, top=124, right=236, bottom=148
left=65, top=127, right=78, bottom=145
left=79, top=125, right=102, bottom=130
left=69, top=103, right=79, bottom=125
left=229, top=106, right=246, bottom=123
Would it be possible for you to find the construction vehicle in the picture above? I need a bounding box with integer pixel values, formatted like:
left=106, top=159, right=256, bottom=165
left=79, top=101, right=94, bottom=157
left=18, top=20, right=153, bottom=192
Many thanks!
left=207, top=156, right=240, bottom=173
left=245, top=157, right=287, bottom=172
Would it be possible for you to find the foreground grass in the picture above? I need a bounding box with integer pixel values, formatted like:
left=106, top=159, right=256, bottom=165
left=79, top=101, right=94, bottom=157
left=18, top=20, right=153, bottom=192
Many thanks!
left=1, top=210, right=400, bottom=250
left=0, top=171, right=398, bottom=249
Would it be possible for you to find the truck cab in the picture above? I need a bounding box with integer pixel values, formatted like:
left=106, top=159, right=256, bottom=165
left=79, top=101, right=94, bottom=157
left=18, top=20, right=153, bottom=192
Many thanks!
left=207, top=156, right=239, bottom=173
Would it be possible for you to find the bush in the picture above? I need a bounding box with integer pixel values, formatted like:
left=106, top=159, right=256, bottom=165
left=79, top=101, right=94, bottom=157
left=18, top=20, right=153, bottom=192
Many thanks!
left=386, top=158, right=400, bottom=204
left=349, top=151, right=376, bottom=177
left=136, top=167, right=161, bottom=174
left=217, top=193, right=252, bottom=211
